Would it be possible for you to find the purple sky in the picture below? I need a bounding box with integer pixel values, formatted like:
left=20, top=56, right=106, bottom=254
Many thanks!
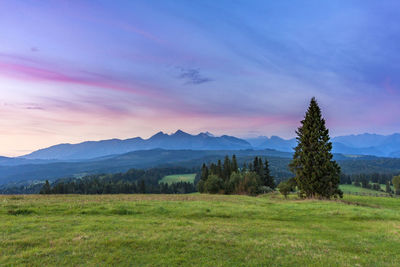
left=0, top=0, right=400, bottom=156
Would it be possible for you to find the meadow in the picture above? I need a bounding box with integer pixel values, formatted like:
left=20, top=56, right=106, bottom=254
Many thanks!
left=339, top=184, right=390, bottom=196
left=1, top=193, right=400, bottom=266
left=159, top=173, right=196, bottom=184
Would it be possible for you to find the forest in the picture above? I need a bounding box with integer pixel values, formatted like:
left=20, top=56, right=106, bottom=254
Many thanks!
left=197, top=155, right=276, bottom=195
left=37, top=167, right=197, bottom=195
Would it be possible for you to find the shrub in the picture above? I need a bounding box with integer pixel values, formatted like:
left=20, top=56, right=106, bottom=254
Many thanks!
left=393, top=175, right=400, bottom=195
left=277, top=181, right=292, bottom=198
left=204, top=175, right=224, bottom=194
left=236, top=172, right=260, bottom=196
left=259, top=186, right=273, bottom=194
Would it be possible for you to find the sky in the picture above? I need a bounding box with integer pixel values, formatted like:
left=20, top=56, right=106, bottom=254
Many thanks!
left=0, top=0, right=400, bottom=156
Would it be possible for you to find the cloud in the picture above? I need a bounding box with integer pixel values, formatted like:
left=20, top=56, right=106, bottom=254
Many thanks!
left=25, top=106, right=45, bottom=110
left=177, top=67, right=212, bottom=85
left=0, top=54, right=161, bottom=98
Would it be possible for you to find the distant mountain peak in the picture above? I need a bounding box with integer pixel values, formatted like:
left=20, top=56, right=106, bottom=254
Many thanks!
left=197, top=131, right=215, bottom=138
left=204, top=131, right=215, bottom=137
left=173, top=129, right=189, bottom=136
left=270, top=135, right=284, bottom=140
left=151, top=131, right=167, bottom=138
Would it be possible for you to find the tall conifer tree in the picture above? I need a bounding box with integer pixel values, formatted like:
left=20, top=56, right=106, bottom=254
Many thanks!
left=232, top=155, right=238, bottom=173
left=289, top=97, right=342, bottom=198
left=258, top=158, right=263, bottom=176
left=198, top=163, right=209, bottom=193
left=253, top=157, right=259, bottom=172
left=201, top=163, right=209, bottom=181
left=223, top=155, right=231, bottom=180
left=264, top=159, right=275, bottom=189
left=217, top=160, right=223, bottom=178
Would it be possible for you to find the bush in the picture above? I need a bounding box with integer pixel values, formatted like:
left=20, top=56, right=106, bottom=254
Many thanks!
left=372, top=183, right=381, bottom=191
left=204, top=175, right=224, bottom=194
left=236, top=172, right=260, bottom=196
left=259, top=186, right=273, bottom=194
left=277, top=181, right=292, bottom=198
left=225, top=172, right=242, bottom=194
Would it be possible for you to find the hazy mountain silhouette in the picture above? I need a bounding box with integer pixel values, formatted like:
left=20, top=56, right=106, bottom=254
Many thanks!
left=2, top=148, right=398, bottom=186
left=246, top=136, right=297, bottom=152
left=247, top=133, right=400, bottom=157
left=21, top=130, right=252, bottom=160
left=12, top=131, right=400, bottom=162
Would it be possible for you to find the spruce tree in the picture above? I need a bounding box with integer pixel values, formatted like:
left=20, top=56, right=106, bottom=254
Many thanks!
left=232, top=155, right=238, bottom=173
left=258, top=157, right=264, bottom=179
left=248, top=163, right=253, bottom=172
left=253, top=157, right=259, bottom=173
left=40, top=180, right=51, bottom=194
left=223, top=155, right=231, bottom=180
left=289, top=97, right=342, bottom=198
left=217, top=160, right=223, bottom=178
left=201, top=163, right=209, bottom=181
left=242, top=163, right=247, bottom=173
left=210, top=163, right=217, bottom=175
left=198, top=163, right=209, bottom=193
left=264, top=159, right=275, bottom=189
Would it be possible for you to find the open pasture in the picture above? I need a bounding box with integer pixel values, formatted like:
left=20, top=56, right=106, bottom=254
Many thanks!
left=1, top=193, right=400, bottom=266
left=159, top=173, right=196, bottom=184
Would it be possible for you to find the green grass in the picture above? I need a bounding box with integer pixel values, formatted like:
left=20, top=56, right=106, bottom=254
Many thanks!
left=159, top=173, right=196, bottom=184
left=340, top=184, right=389, bottom=195
left=380, top=183, right=395, bottom=191
left=1, top=193, right=400, bottom=266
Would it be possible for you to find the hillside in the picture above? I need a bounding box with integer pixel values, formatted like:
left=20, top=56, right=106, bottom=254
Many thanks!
left=1, top=149, right=400, bottom=186
left=1, top=194, right=399, bottom=266
left=0, top=149, right=292, bottom=185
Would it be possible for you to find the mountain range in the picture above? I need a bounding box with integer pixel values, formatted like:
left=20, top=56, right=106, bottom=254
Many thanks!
left=21, top=130, right=251, bottom=160
left=0, top=130, right=400, bottom=186
left=247, top=133, right=400, bottom=158
left=1, top=148, right=400, bottom=187
left=17, top=131, right=400, bottom=161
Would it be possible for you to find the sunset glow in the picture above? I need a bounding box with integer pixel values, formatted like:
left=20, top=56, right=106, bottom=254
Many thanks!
left=1, top=1, right=399, bottom=156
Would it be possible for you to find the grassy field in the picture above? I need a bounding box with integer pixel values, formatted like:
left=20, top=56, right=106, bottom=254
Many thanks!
left=159, top=173, right=196, bottom=184
left=339, top=184, right=390, bottom=195
left=1, top=193, right=400, bottom=266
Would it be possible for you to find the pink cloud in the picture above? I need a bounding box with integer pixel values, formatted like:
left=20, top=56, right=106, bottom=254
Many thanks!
left=0, top=57, right=160, bottom=98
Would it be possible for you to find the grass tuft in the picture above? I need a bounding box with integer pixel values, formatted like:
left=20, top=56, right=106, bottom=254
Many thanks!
left=8, top=208, right=35, bottom=215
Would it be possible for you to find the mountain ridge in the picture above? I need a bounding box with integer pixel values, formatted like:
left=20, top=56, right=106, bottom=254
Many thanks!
left=21, top=130, right=252, bottom=160
left=12, top=131, right=400, bottom=161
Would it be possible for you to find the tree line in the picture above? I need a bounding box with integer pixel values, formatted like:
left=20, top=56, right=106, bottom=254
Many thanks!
left=39, top=167, right=197, bottom=194
left=197, top=155, right=276, bottom=195
left=340, top=172, right=398, bottom=185
left=340, top=172, right=400, bottom=194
